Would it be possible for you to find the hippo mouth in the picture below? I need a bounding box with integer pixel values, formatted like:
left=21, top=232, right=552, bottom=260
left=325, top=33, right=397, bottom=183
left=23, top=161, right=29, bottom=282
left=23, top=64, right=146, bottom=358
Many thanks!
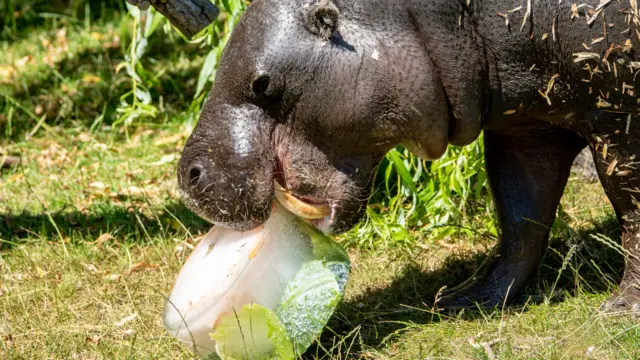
left=273, top=181, right=336, bottom=233
left=273, top=158, right=336, bottom=232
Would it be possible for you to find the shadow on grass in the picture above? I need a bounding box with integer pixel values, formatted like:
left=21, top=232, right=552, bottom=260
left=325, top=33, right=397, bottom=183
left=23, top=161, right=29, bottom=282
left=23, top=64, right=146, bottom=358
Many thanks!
left=2, top=10, right=209, bottom=140
left=305, top=251, right=486, bottom=359
left=0, top=201, right=210, bottom=249
left=307, top=215, right=624, bottom=358
left=3, top=37, right=206, bottom=131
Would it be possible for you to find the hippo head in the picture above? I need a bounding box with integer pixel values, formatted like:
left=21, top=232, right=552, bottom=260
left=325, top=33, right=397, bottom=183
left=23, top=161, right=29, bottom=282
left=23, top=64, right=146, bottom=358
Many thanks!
left=178, top=0, right=453, bottom=233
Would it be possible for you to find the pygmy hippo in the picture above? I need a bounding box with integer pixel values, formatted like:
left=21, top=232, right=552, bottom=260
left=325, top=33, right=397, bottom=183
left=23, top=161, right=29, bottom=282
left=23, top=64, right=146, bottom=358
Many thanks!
left=178, top=0, right=640, bottom=312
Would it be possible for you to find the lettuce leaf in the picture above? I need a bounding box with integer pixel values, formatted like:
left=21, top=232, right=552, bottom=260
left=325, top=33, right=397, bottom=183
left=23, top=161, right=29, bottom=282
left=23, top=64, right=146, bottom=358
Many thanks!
left=276, top=260, right=348, bottom=355
left=295, top=218, right=350, bottom=263
left=211, top=304, right=295, bottom=360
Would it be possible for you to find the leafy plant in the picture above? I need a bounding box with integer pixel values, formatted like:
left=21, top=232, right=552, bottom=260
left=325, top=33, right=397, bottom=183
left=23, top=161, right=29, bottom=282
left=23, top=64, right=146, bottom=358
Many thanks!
left=112, top=0, right=247, bottom=132
left=190, top=0, right=248, bottom=107
left=113, top=3, right=163, bottom=135
left=341, top=138, right=495, bottom=250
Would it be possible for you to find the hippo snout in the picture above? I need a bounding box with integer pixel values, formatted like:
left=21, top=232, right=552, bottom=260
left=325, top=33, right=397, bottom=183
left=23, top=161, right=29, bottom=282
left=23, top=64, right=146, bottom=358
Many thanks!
left=178, top=102, right=276, bottom=231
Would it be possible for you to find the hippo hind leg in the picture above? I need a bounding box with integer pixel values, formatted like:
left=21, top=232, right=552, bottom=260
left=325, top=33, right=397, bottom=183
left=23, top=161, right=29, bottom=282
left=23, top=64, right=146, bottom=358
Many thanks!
left=584, top=112, right=640, bottom=313
left=437, top=122, right=587, bottom=309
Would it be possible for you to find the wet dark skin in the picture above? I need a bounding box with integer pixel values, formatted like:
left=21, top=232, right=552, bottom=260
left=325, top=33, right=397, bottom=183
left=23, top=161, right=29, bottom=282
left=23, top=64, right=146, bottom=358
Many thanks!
left=178, top=0, right=640, bottom=312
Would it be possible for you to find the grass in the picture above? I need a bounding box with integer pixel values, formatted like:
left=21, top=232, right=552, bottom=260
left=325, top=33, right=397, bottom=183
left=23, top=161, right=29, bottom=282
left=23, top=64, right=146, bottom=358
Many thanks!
left=2, top=1, right=640, bottom=359
left=1, top=1, right=209, bottom=139
left=1, top=135, right=638, bottom=358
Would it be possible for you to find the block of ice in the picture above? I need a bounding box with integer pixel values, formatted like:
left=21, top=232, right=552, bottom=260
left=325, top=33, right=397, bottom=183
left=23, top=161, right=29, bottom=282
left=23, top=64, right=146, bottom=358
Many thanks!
left=163, top=201, right=350, bottom=359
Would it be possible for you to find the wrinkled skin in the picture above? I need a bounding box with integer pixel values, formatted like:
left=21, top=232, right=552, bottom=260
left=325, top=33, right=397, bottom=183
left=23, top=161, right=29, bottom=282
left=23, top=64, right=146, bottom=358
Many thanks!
left=179, top=0, right=640, bottom=313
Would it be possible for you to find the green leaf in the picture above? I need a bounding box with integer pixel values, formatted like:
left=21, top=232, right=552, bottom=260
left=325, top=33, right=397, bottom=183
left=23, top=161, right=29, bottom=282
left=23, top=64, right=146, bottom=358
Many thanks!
left=146, top=9, right=165, bottom=37
left=276, top=261, right=346, bottom=356
left=211, top=304, right=295, bottom=360
left=474, top=170, right=487, bottom=198
left=196, top=49, right=219, bottom=98
left=221, top=0, right=233, bottom=13
left=389, top=224, right=411, bottom=241
left=384, top=161, right=393, bottom=195
left=295, top=219, right=349, bottom=263
left=125, top=2, right=141, bottom=19
left=387, top=149, right=418, bottom=194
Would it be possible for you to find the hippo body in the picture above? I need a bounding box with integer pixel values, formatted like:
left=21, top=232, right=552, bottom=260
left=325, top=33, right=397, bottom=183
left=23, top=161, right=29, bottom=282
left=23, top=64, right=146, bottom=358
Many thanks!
left=178, top=0, right=640, bottom=311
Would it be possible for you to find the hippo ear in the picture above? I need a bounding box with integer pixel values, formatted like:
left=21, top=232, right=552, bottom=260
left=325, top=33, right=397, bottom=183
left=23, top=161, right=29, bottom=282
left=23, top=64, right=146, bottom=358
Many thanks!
left=303, top=0, right=339, bottom=40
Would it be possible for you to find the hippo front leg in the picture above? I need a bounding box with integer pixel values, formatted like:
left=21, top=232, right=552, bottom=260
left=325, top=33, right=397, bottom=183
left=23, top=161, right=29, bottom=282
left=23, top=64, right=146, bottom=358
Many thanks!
left=438, top=123, right=586, bottom=309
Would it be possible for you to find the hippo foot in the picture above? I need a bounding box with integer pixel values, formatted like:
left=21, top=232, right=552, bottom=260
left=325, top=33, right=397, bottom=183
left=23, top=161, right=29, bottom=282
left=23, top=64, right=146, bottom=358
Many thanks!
left=599, top=283, right=640, bottom=316
left=436, top=257, right=532, bottom=310
left=437, top=280, right=505, bottom=310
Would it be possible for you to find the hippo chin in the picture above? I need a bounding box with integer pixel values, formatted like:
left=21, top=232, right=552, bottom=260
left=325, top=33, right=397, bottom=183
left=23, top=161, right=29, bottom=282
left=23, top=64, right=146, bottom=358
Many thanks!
left=178, top=0, right=640, bottom=313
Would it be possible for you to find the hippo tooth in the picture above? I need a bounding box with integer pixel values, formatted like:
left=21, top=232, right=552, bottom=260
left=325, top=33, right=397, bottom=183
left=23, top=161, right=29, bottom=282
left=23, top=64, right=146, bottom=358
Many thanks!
left=273, top=182, right=330, bottom=219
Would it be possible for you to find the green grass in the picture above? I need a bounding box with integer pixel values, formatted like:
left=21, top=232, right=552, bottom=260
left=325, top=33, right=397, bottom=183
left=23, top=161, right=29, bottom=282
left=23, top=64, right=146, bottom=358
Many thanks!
left=2, top=1, right=639, bottom=359
left=1, top=136, right=638, bottom=358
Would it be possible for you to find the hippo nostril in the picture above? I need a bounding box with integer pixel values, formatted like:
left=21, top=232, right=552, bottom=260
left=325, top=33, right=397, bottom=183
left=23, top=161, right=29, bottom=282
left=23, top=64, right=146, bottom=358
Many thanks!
left=188, top=164, right=204, bottom=186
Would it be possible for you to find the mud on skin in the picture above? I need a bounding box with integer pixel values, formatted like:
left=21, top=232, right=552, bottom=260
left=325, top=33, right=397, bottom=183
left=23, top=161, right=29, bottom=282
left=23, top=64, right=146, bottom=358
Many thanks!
left=178, top=0, right=640, bottom=313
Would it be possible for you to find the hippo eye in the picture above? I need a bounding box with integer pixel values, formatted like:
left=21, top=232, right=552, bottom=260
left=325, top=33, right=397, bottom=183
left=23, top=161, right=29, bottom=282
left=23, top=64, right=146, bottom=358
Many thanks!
left=252, top=75, right=271, bottom=95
